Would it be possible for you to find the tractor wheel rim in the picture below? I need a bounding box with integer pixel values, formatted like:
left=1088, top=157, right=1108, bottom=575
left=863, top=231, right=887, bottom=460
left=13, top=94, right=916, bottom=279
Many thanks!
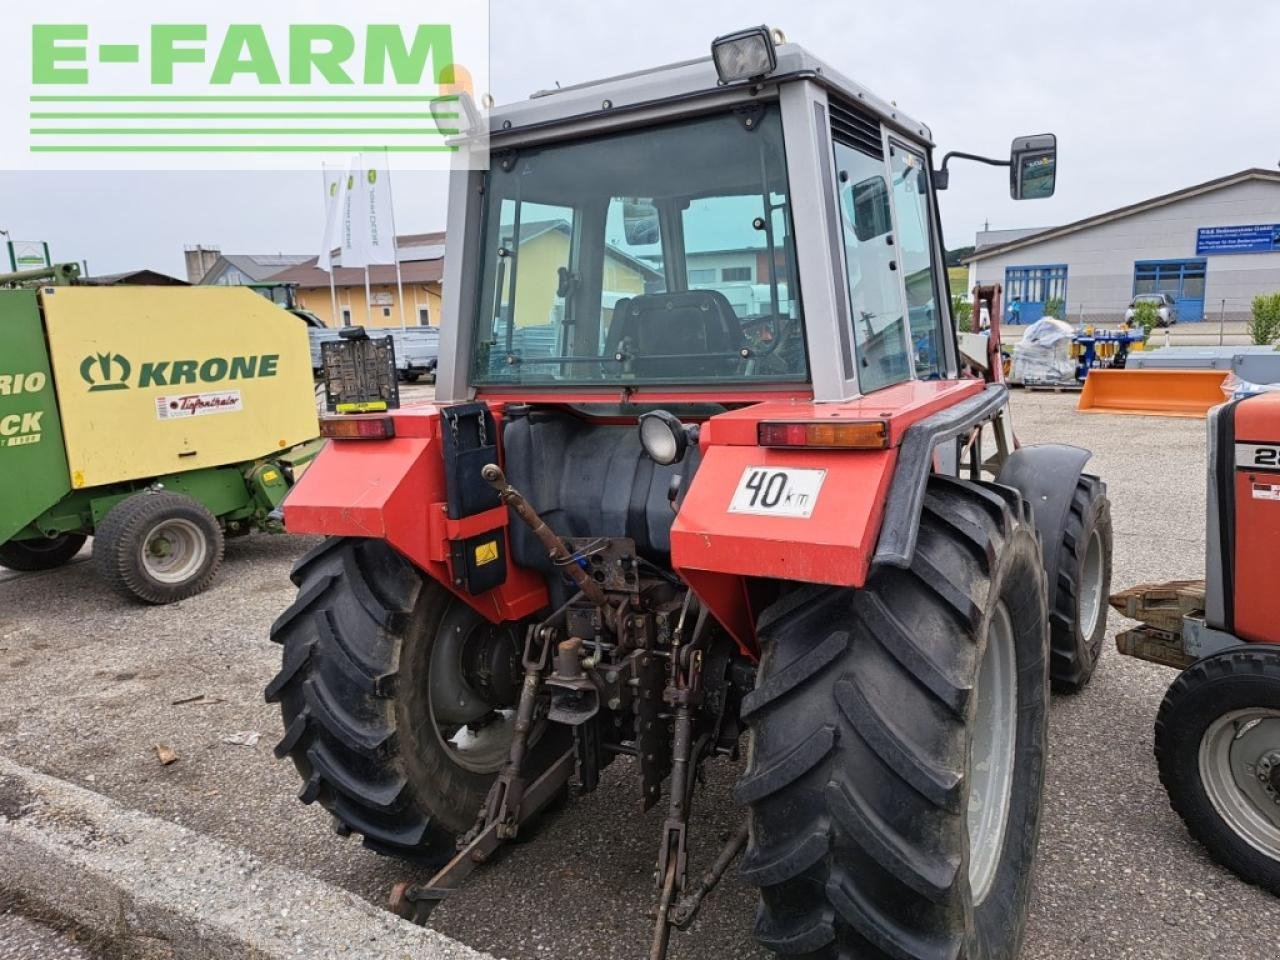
left=1199, top=709, right=1280, bottom=860
left=1078, top=527, right=1105, bottom=640
left=427, top=616, right=520, bottom=775
left=968, top=600, right=1018, bottom=903
left=140, top=519, right=207, bottom=584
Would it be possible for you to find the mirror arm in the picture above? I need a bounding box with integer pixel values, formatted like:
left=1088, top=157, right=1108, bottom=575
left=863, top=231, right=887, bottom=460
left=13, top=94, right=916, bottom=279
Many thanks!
left=933, top=150, right=1010, bottom=190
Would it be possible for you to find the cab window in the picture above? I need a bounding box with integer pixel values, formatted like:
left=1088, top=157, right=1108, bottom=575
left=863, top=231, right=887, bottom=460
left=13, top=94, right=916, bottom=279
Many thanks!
left=888, top=143, right=944, bottom=379
left=833, top=140, right=910, bottom=392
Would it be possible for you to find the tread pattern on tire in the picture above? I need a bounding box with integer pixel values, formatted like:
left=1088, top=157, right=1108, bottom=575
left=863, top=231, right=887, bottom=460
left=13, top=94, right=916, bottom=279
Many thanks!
left=1048, top=474, right=1111, bottom=693
left=92, top=491, right=223, bottom=603
left=265, top=537, right=450, bottom=857
left=739, top=475, right=1037, bottom=960
left=0, top=533, right=86, bottom=572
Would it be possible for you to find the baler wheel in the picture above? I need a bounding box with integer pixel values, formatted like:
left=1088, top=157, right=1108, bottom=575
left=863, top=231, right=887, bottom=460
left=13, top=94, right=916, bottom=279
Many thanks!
left=1048, top=475, right=1113, bottom=693
left=265, top=537, right=569, bottom=860
left=738, top=476, right=1050, bottom=960
left=0, top=533, right=86, bottom=572
left=93, top=491, right=223, bottom=604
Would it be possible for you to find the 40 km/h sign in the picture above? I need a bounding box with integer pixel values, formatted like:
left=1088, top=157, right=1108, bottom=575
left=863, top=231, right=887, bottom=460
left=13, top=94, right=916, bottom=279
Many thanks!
left=729, top=467, right=827, bottom=519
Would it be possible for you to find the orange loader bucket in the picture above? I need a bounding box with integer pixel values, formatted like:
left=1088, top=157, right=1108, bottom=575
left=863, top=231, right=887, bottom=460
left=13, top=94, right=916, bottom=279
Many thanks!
left=1077, top=369, right=1228, bottom=418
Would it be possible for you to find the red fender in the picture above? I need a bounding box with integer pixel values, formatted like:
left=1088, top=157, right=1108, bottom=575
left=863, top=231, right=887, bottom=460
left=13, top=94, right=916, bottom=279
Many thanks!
left=283, top=407, right=548, bottom=623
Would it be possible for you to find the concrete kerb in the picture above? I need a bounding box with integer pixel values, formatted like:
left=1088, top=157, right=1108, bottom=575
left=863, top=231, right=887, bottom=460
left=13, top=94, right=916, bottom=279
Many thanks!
left=0, top=756, right=496, bottom=960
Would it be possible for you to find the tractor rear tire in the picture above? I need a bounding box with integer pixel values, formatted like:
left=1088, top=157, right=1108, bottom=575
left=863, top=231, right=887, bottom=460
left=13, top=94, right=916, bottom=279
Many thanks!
left=93, top=492, right=223, bottom=604
left=1154, top=647, right=1280, bottom=895
left=266, top=537, right=569, bottom=860
left=1048, top=475, right=1112, bottom=693
left=738, top=476, right=1050, bottom=960
left=0, top=533, right=86, bottom=572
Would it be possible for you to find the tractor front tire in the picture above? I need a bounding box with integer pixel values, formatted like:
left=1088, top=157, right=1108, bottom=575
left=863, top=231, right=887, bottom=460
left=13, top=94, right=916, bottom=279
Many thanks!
left=1048, top=475, right=1112, bottom=693
left=1154, top=647, right=1280, bottom=895
left=93, top=492, right=223, bottom=604
left=266, top=537, right=569, bottom=860
left=739, top=476, right=1050, bottom=960
left=0, top=533, right=86, bottom=572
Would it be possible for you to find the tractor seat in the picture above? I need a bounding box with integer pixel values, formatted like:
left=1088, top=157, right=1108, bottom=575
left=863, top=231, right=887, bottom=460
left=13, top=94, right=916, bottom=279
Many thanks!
left=605, top=290, right=746, bottom=379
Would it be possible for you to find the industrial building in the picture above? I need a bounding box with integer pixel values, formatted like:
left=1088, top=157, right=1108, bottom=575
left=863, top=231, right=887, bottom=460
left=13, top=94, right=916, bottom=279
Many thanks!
left=965, top=168, right=1280, bottom=325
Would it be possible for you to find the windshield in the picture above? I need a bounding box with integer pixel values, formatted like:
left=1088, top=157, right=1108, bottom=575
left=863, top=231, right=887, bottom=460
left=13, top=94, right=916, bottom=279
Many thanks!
left=471, top=105, right=806, bottom=387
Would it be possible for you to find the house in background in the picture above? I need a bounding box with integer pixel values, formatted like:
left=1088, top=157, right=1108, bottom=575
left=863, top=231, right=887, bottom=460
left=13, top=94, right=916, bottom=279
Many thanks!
left=966, top=168, right=1280, bottom=324
left=184, top=248, right=311, bottom=291
left=184, top=235, right=446, bottom=329
left=81, top=269, right=190, bottom=286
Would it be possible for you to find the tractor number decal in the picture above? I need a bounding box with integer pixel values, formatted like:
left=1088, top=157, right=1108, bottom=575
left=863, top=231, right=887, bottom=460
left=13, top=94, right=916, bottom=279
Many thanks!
left=1236, top=443, right=1280, bottom=471
left=728, top=467, right=826, bottom=519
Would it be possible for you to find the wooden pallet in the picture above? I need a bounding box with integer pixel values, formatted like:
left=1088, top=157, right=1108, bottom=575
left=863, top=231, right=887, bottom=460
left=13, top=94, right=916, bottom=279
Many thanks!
left=1109, top=579, right=1205, bottom=633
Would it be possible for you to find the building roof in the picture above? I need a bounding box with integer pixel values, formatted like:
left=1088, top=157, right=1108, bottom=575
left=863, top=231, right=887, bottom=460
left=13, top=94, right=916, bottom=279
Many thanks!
left=80, top=269, right=189, bottom=286
left=199, top=253, right=312, bottom=284
left=965, top=168, right=1280, bottom=263
left=267, top=257, right=445, bottom=289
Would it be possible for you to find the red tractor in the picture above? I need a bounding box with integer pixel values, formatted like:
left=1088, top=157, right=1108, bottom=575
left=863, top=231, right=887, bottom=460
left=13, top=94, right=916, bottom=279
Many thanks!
left=267, top=27, right=1114, bottom=960
left=1113, top=391, right=1280, bottom=896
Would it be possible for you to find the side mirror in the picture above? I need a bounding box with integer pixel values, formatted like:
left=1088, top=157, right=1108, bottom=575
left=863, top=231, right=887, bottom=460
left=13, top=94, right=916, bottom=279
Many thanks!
left=622, top=199, right=660, bottom=246
left=1010, top=134, right=1057, bottom=200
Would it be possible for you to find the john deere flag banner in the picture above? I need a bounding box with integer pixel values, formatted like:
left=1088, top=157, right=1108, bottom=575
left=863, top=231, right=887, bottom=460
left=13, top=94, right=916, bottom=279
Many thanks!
left=0, top=1, right=490, bottom=171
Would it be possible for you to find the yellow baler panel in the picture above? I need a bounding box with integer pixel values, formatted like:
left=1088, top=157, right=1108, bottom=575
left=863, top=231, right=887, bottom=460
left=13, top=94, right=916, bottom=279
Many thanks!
left=41, top=287, right=318, bottom=489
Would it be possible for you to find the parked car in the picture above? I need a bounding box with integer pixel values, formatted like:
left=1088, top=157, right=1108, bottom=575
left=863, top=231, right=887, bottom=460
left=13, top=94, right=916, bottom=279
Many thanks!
left=1125, top=292, right=1178, bottom=327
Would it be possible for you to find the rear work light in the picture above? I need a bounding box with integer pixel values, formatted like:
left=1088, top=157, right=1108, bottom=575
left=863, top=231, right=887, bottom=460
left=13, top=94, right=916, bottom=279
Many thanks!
left=758, top=420, right=888, bottom=449
left=319, top=415, right=396, bottom=440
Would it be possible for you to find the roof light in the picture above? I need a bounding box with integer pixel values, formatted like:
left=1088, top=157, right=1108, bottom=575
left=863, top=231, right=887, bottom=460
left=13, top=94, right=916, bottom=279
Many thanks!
left=758, top=420, right=888, bottom=449
left=711, top=25, right=778, bottom=84
left=319, top=415, right=396, bottom=440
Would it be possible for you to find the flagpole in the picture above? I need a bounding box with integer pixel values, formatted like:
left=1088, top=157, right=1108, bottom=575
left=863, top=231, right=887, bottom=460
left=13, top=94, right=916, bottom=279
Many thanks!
left=320, top=161, right=339, bottom=327
left=383, top=147, right=409, bottom=330
left=363, top=267, right=373, bottom=327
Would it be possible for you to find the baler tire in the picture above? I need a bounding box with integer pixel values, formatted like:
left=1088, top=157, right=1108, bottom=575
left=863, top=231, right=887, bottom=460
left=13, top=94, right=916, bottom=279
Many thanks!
left=265, top=537, right=569, bottom=861
left=739, top=476, right=1050, bottom=960
left=93, top=492, right=223, bottom=604
left=1154, top=647, right=1280, bottom=895
left=1048, top=475, right=1113, bottom=693
left=0, top=533, right=86, bottom=572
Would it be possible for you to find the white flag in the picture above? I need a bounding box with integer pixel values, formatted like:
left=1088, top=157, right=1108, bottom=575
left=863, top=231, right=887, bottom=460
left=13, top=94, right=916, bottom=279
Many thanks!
left=351, top=156, right=398, bottom=267
left=317, top=164, right=350, bottom=271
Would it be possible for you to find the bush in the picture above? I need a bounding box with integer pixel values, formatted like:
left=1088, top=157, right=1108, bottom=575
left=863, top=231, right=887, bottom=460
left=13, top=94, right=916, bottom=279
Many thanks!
left=1249, top=293, right=1280, bottom=346
left=1131, top=299, right=1160, bottom=337
left=951, top=294, right=973, bottom=333
left=1044, top=297, right=1065, bottom=320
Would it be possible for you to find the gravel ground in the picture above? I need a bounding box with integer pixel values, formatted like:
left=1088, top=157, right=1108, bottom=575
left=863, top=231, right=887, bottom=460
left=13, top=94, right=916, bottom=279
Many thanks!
left=1, top=390, right=1276, bottom=959
left=0, top=894, right=106, bottom=960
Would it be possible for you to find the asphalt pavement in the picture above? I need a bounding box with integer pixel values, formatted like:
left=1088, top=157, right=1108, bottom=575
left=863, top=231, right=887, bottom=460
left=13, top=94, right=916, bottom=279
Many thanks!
left=0, top=390, right=1275, bottom=959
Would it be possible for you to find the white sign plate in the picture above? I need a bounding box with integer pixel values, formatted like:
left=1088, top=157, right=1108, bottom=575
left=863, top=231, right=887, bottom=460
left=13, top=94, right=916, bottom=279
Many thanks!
left=1237, top=443, right=1280, bottom=471
left=728, top=466, right=826, bottom=519
left=155, top=389, right=243, bottom=420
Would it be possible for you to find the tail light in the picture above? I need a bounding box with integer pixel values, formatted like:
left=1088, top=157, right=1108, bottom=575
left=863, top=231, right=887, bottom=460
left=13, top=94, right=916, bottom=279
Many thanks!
left=758, top=420, right=888, bottom=449
left=319, top=415, right=396, bottom=440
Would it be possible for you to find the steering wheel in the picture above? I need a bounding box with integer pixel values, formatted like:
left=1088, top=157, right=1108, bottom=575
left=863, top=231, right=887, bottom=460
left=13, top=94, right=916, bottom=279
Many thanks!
left=739, top=314, right=789, bottom=357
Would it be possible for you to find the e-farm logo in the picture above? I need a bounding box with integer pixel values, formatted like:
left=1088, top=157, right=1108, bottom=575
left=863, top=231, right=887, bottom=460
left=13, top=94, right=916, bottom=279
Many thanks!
left=80, top=351, right=280, bottom=392
left=0, top=3, right=490, bottom=171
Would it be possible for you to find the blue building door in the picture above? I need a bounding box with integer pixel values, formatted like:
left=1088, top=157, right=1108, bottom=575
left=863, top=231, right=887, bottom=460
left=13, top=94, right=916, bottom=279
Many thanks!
left=1003, top=265, right=1068, bottom=324
left=1133, top=260, right=1207, bottom=321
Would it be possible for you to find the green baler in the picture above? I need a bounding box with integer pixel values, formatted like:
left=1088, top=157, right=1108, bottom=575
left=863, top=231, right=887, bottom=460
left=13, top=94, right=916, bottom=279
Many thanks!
left=0, top=266, right=321, bottom=603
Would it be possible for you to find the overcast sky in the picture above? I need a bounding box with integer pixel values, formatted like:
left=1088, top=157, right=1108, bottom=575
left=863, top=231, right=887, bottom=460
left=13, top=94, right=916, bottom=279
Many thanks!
left=1, top=0, right=1276, bottom=278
